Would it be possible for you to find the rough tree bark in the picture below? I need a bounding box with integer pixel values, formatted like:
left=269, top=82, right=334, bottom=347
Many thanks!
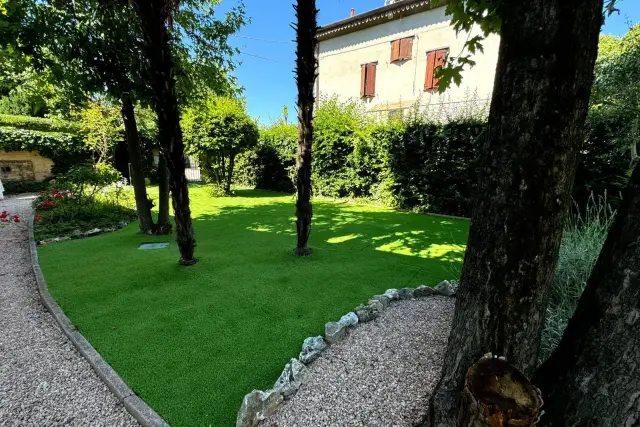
left=120, top=91, right=155, bottom=234
left=293, top=0, right=317, bottom=257
left=427, top=1, right=603, bottom=425
left=130, top=0, right=196, bottom=265
left=533, top=163, right=640, bottom=427
left=156, top=152, right=172, bottom=234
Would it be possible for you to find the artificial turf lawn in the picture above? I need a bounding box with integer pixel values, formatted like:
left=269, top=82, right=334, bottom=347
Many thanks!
left=37, top=187, right=469, bottom=427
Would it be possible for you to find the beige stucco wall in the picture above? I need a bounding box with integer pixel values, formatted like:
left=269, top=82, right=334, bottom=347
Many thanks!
left=318, top=6, right=500, bottom=120
left=0, top=151, right=54, bottom=182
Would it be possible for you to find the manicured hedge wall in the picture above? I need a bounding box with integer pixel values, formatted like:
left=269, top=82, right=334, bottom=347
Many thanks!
left=0, top=114, right=80, bottom=134
left=238, top=99, right=631, bottom=217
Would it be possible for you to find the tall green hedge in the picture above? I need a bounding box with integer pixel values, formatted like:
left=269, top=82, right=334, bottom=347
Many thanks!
left=240, top=99, right=631, bottom=217
left=0, top=114, right=80, bottom=134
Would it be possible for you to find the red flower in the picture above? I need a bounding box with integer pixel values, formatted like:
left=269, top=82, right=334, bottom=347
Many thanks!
left=0, top=211, right=7, bottom=219
left=34, top=215, right=43, bottom=221
left=13, top=215, right=20, bottom=223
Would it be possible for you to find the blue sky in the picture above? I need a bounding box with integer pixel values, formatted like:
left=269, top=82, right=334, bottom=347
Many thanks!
left=219, top=0, right=640, bottom=124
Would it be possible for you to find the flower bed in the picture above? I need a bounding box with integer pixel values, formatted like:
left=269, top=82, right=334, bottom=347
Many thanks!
left=33, top=187, right=136, bottom=242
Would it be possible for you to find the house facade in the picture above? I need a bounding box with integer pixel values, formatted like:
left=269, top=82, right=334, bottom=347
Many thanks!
left=317, top=0, right=500, bottom=119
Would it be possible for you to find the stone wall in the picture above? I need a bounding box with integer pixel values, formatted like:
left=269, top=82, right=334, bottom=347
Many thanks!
left=0, top=151, right=54, bottom=182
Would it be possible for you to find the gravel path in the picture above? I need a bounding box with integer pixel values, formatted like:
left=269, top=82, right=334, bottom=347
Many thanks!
left=0, top=195, right=137, bottom=427
left=261, top=296, right=455, bottom=427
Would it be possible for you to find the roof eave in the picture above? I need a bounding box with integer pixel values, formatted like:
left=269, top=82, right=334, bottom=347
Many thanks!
left=318, top=0, right=443, bottom=42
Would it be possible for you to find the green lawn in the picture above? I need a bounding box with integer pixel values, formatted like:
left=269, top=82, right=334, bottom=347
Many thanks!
left=38, top=187, right=469, bottom=427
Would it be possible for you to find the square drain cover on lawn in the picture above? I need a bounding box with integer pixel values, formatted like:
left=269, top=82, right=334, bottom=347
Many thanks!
left=138, top=242, right=169, bottom=250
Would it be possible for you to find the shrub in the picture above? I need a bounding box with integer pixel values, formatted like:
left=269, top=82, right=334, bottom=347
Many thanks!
left=387, top=118, right=483, bottom=216
left=33, top=165, right=136, bottom=241
left=183, top=96, right=259, bottom=193
left=203, top=183, right=229, bottom=198
left=2, top=180, right=50, bottom=195
left=235, top=121, right=297, bottom=193
left=0, top=114, right=80, bottom=134
left=56, top=163, right=122, bottom=205
left=538, top=195, right=614, bottom=363
left=237, top=98, right=630, bottom=218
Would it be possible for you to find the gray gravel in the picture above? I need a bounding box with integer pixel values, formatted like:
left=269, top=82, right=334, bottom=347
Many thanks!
left=261, top=296, right=455, bottom=427
left=0, top=195, right=137, bottom=427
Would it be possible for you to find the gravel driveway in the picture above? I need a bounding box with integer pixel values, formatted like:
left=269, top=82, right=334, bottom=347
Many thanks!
left=261, top=296, right=455, bottom=427
left=0, top=195, right=137, bottom=427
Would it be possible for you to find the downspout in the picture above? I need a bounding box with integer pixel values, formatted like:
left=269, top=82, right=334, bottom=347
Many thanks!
left=315, top=41, right=320, bottom=109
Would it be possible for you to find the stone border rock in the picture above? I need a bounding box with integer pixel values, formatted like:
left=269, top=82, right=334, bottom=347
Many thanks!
left=37, top=221, right=130, bottom=246
left=235, top=281, right=459, bottom=427
left=27, top=218, right=170, bottom=427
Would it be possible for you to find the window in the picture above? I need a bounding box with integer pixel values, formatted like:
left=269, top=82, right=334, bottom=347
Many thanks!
left=1, top=166, right=11, bottom=173
left=390, top=37, right=414, bottom=62
left=424, top=48, right=449, bottom=91
left=360, top=62, right=377, bottom=98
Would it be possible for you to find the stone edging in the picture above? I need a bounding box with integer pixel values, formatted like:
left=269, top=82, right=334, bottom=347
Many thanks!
left=235, top=280, right=459, bottom=427
left=27, top=218, right=170, bottom=427
left=37, top=221, right=130, bottom=246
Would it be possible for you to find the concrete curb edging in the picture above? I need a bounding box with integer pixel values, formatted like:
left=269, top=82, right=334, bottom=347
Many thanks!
left=27, top=218, right=170, bottom=427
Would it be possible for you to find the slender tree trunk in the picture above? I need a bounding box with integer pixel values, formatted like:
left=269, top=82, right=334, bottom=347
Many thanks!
left=157, top=152, right=172, bottom=234
left=532, top=163, right=640, bottom=427
left=130, top=0, right=196, bottom=265
left=224, top=151, right=235, bottom=195
left=427, top=1, right=603, bottom=425
left=293, top=0, right=318, bottom=256
left=120, top=92, right=154, bottom=234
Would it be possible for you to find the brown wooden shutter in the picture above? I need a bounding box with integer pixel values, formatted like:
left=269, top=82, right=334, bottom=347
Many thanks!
left=360, top=64, right=366, bottom=97
left=391, top=40, right=400, bottom=62
left=432, top=49, right=448, bottom=88
left=400, top=38, right=413, bottom=60
left=366, top=63, right=376, bottom=96
left=424, top=50, right=436, bottom=90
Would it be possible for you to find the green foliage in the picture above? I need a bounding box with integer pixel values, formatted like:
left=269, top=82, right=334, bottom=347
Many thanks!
left=1, top=179, right=49, bottom=194
left=0, top=127, right=90, bottom=173
left=56, top=163, right=122, bottom=205
left=574, top=112, right=631, bottom=210
left=239, top=98, right=629, bottom=217
left=430, top=0, right=619, bottom=92
left=235, top=121, right=297, bottom=193
left=591, top=24, right=640, bottom=166
left=203, top=183, right=229, bottom=198
left=539, top=196, right=614, bottom=363
left=183, top=96, right=259, bottom=189
left=74, top=101, right=122, bottom=163
left=0, top=113, right=79, bottom=133
left=33, top=164, right=135, bottom=241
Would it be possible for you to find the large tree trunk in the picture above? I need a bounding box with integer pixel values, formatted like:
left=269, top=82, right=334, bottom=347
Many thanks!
left=120, top=92, right=154, bottom=234
left=532, top=163, right=640, bottom=427
left=427, top=1, right=603, bottom=425
left=293, top=0, right=317, bottom=257
left=157, top=152, right=172, bottom=234
left=130, top=0, right=196, bottom=265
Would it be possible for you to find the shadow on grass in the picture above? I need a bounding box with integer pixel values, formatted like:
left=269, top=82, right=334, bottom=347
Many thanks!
left=193, top=195, right=467, bottom=265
